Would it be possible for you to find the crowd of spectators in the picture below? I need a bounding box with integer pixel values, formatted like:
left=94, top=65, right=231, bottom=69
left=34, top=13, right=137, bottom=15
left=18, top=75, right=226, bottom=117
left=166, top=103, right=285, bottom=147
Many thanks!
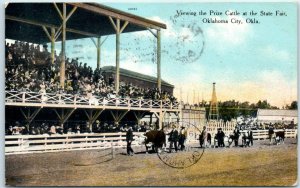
left=5, top=120, right=151, bottom=136
left=5, top=40, right=177, bottom=102
left=5, top=40, right=177, bottom=136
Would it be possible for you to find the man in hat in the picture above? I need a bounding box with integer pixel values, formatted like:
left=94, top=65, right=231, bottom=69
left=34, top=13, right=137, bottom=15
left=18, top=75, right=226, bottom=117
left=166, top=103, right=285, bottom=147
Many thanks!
left=268, top=124, right=275, bottom=145
left=233, top=126, right=240, bottom=147
left=200, top=126, right=208, bottom=148
left=178, top=126, right=187, bottom=151
left=247, top=127, right=254, bottom=146
left=168, top=124, right=179, bottom=153
left=216, top=128, right=225, bottom=147
left=126, top=125, right=134, bottom=156
left=93, top=120, right=100, bottom=133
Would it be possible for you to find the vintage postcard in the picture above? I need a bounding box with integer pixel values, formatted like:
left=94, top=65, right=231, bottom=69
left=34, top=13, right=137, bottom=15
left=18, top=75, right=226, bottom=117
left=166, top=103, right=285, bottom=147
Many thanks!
left=4, top=1, right=298, bottom=186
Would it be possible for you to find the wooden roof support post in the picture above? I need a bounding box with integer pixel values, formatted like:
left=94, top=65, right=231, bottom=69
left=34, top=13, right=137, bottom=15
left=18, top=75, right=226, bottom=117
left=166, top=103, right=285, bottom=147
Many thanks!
left=91, top=36, right=109, bottom=69
left=53, top=108, right=76, bottom=129
left=109, top=16, right=129, bottom=95
left=51, top=28, right=55, bottom=64
left=116, top=19, right=120, bottom=95
left=148, top=28, right=161, bottom=93
left=157, top=29, right=161, bottom=93
left=133, top=111, right=145, bottom=125
left=109, top=110, right=128, bottom=125
left=97, top=37, right=101, bottom=69
left=20, top=107, right=42, bottom=127
left=60, top=3, right=66, bottom=89
left=83, top=109, right=104, bottom=126
left=53, top=3, right=78, bottom=89
left=152, top=111, right=165, bottom=130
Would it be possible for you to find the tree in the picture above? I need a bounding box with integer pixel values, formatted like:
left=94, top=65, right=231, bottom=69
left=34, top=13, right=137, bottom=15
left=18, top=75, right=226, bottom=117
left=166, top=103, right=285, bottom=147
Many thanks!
left=286, top=101, right=297, bottom=110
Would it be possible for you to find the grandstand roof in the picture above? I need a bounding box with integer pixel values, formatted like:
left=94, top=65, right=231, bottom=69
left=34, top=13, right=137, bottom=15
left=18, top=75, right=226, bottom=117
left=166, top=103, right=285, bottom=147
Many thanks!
left=257, top=109, right=298, bottom=117
left=101, top=66, right=174, bottom=88
left=5, top=3, right=167, bottom=44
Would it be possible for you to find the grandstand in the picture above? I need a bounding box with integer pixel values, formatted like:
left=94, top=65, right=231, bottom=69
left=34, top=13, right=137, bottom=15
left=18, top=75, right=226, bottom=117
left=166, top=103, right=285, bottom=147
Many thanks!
left=101, top=66, right=174, bottom=94
left=5, top=2, right=180, bottom=137
left=257, top=109, right=298, bottom=125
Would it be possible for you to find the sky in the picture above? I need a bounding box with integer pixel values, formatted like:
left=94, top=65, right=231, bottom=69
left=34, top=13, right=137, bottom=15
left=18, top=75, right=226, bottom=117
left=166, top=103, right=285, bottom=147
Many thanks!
left=50, top=2, right=297, bottom=108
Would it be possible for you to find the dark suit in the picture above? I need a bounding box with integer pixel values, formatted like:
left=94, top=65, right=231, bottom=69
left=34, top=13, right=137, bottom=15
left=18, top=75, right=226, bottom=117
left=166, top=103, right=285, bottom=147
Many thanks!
left=126, top=128, right=134, bottom=155
left=233, top=129, right=240, bottom=146
left=248, top=130, right=253, bottom=146
left=169, top=129, right=178, bottom=152
left=216, top=131, right=225, bottom=147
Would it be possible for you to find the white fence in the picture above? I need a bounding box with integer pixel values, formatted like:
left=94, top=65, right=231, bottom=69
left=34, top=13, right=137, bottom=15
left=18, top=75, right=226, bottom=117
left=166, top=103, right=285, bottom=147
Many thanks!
left=5, top=90, right=180, bottom=110
left=187, top=129, right=297, bottom=144
left=206, top=120, right=237, bottom=133
left=5, top=129, right=297, bottom=155
left=5, top=132, right=144, bottom=155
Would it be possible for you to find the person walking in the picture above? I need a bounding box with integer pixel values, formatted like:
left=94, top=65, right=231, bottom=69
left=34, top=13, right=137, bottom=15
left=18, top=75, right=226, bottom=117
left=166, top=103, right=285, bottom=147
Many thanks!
left=248, top=128, right=254, bottom=146
left=168, top=125, right=179, bottom=153
left=216, top=128, right=225, bottom=147
left=200, top=126, right=208, bottom=148
left=126, top=126, right=134, bottom=156
left=178, top=126, right=187, bottom=151
left=233, top=126, right=240, bottom=147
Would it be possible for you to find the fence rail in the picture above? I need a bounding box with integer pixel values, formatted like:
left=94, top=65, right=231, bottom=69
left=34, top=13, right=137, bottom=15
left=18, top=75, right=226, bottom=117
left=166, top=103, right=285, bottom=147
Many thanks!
left=187, top=129, right=297, bottom=144
left=5, top=132, right=145, bottom=155
left=5, top=90, right=180, bottom=110
left=5, top=129, right=297, bottom=155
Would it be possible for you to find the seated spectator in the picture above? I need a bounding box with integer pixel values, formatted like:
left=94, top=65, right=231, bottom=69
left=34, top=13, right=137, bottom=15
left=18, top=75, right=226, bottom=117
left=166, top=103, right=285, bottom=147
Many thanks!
left=6, top=126, right=13, bottom=135
left=56, top=126, right=63, bottom=134
left=49, top=125, right=56, bottom=135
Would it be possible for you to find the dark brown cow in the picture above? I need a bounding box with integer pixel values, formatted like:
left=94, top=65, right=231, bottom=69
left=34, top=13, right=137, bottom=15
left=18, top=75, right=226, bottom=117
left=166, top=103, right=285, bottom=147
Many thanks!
left=144, top=130, right=166, bottom=153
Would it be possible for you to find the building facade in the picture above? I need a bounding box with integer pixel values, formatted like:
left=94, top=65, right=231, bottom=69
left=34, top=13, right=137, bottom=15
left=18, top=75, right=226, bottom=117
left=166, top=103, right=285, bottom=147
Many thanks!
left=257, top=109, right=298, bottom=124
left=101, top=66, right=174, bottom=94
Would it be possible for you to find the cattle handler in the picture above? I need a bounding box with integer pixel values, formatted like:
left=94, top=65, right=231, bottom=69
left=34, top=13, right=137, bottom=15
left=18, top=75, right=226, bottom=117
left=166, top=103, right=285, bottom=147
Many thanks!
left=126, top=125, right=134, bottom=156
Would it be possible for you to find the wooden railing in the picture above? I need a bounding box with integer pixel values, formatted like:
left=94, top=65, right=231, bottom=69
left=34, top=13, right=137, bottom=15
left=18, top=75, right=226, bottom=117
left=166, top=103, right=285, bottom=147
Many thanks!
left=5, top=129, right=297, bottom=155
left=5, top=132, right=145, bottom=155
left=5, top=90, right=180, bottom=110
left=186, top=129, right=297, bottom=144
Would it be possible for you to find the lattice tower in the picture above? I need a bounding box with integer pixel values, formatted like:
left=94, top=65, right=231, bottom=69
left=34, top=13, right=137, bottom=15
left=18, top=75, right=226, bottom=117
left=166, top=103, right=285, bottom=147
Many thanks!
left=209, top=82, right=219, bottom=121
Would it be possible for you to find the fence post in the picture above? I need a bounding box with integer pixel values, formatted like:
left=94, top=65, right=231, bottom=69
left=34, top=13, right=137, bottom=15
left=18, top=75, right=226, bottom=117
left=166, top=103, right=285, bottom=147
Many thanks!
left=44, top=136, right=47, bottom=151
left=19, top=137, right=23, bottom=151
left=22, top=92, right=25, bottom=103
left=58, top=94, right=62, bottom=104
left=111, top=142, right=115, bottom=159
left=74, top=95, right=77, bottom=105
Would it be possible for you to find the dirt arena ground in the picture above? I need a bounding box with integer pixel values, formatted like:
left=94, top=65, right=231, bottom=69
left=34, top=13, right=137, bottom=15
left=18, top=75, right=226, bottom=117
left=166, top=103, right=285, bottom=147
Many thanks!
left=5, top=138, right=297, bottom=186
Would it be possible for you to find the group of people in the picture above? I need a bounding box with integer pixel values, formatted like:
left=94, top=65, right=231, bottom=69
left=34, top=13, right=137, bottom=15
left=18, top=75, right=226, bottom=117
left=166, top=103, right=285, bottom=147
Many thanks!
left=167, top=125, right=188, bottom=152
left=5, top=120, right=150, bottom=136
left=6, top=122, right=64, bottom=136
left=5, top=40, right=177, bottom=103
left=199, top=126, right=254, bottom=148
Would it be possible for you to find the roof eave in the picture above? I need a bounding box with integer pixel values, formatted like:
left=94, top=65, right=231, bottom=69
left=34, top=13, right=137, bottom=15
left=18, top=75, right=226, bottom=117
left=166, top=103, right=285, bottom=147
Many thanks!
left=68, top=3, right=167, bottom=30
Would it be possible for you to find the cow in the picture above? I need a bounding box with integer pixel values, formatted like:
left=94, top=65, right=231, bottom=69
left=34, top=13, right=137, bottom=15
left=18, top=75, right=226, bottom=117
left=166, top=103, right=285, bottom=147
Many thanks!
left=242, top=132, right=250, bottom=147
left=222, top=134, right=234, bottom=147
left=142, top=130, right=166, bottom=153
left=275, top=131, right=285, bottom=145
